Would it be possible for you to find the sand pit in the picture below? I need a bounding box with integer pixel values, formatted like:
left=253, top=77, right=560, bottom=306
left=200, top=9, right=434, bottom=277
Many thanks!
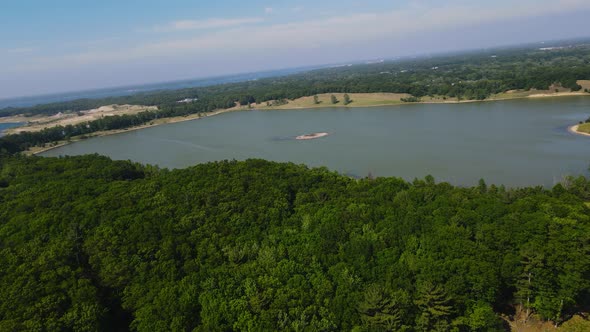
left=3, top=104, right=157, bottom=134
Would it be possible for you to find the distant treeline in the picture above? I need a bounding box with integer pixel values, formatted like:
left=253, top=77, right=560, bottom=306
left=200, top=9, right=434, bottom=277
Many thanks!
left=2, top=43, right=589, bottom=118
left=1, top=155, right=590, bottom=331
left=2, top=44, right=590, bottom=154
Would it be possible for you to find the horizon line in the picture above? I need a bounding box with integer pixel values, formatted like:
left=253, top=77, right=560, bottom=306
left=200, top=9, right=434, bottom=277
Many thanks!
left=2, top=36, right=589, bottom=104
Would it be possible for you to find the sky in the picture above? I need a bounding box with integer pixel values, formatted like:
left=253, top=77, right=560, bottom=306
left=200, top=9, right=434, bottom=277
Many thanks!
left=1, top=0, right=590, bottom=99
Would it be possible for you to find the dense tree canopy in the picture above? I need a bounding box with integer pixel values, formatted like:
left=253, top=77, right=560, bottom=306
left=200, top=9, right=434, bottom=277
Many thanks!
left=1, top=155, right=589, bottom=331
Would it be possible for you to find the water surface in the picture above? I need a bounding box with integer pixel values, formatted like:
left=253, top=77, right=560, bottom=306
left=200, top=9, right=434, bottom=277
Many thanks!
left=42, top=97, right=590, bottom=187
left=0, top=123, right=22, bottom=137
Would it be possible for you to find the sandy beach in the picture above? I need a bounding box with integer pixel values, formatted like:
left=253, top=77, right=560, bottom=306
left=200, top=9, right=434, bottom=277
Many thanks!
left=2, top=105, right=158, bottom=135
left=528, top=92, right=587, bottom=98
left=0, top=115, right=32, bottom=124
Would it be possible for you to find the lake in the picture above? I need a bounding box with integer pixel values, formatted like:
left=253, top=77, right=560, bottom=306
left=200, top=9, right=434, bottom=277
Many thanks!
left=41, top=97, right=590, bottom=187
left=0, top=123, right=23, bottom=137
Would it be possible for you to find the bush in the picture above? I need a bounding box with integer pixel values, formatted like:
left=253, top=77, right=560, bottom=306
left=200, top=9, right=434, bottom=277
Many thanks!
left=401, top=96, right=421, bottom=102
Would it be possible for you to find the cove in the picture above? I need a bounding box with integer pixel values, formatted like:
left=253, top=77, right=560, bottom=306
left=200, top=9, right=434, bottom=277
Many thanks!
left=41, top=96, right=590, bottom=187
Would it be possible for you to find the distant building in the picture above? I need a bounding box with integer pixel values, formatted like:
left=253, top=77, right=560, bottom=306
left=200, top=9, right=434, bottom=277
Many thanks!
left=539, top=46, right=566, bottom=51
left=177, top=98, right=198, bottom=103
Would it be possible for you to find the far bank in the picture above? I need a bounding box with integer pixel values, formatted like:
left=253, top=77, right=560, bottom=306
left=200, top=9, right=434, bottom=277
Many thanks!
left=2, top=91, right=588, bottom=155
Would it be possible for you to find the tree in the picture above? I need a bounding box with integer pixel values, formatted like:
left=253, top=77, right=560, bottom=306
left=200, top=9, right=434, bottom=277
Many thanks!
left=313, top=95, right=320, bottom=104
left=415, top=282, right=453, bottom=332
left=330, top=95, right=338, bottom=104
left=461, top=302, right=504, bottom=331
left=343, top=94, right=352, bottom=105
left=358, top=285, right=409, bottom=331
left=515, top=248, right=545, bottom=322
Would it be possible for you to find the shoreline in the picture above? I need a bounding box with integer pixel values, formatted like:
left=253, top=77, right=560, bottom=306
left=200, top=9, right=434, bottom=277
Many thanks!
left=28, top=107, right=242, bottom=155
left=260, top=91, right=589, bottom=110
left=568, top=124, right=590, bottom=137
left=12, top=92, right=589, bottom=155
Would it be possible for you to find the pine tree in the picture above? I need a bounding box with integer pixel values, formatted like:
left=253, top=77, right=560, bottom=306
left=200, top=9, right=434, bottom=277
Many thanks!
left=515, top=248, right=545, bottom=322
left=358, top=285, right=408, bottom=331
left=414, top=282, right=453, bottom=331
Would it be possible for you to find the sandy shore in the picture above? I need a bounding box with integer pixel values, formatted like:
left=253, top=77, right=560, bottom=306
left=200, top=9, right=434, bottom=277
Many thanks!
left=568, top=124, right=590, bottom=137
left=0, top=115, right=33, bottom=124
left=3, top=104, right=158, bottom=135
left=27, top=107, right=242, bottom=155
left=528, top=92, right=587, bottom=98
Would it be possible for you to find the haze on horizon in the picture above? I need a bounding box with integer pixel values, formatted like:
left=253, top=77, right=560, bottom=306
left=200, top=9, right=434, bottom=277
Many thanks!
left=2, top=0, right=590, bottom=100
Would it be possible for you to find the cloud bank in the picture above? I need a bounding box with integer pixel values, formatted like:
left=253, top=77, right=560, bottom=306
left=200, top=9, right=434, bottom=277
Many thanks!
left=153, top=17, right=264, bottom=32
left=1, top=0, right=590, bottom=98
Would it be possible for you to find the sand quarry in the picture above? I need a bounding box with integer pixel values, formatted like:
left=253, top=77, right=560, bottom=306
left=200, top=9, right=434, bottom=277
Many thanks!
left=2, top=104, right=158, bottom=135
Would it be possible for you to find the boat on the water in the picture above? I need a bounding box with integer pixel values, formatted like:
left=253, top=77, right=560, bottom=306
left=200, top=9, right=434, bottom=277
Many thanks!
left=295, top=132, right=329, bottom=140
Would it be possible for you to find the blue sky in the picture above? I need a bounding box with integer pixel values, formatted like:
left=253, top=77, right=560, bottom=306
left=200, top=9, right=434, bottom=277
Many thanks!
left=1, top=0, right=590, bottom=99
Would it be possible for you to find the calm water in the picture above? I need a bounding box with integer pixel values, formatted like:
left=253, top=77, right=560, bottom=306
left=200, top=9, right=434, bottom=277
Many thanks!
left=41, top=97, right=590, bottom=187
left=0, top=123, right=22, bottom=137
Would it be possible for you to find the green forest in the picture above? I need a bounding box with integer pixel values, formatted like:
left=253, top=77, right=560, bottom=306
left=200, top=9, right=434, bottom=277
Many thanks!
left=2, top=42, right=590, bottom=154
left=1, top=155, right=589, bottom=331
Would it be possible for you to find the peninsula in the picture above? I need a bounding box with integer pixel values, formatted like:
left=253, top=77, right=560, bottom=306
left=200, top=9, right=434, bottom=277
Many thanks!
left=569, top=122, right=590, bottom=137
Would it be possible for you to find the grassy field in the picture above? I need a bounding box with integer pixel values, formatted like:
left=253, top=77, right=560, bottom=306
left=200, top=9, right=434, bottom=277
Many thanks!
left=490, top=83, right=580, bottom=100
left=577, top=122, right=590, bottom=134
left=491, top=90, right=545, bottom=99
left=257, top=93, right=408, bottom=109
left=256, top=87, right=589, bottom=111
left=256, top=81, right=590, bottom=110
left=578, top=80, right=590, bottom=90
left=255, top=93, right=458, bottom=110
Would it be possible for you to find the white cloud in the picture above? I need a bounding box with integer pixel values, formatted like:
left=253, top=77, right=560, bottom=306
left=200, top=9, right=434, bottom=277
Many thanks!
left=5, top=0, right=590, bottom=74
left=154, top=17, right=263, bottom=32
left=264, top=7, right=273, bottom=14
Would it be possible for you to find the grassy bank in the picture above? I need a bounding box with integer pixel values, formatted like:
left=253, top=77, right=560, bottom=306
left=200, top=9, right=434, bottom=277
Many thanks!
left=576, top=122, right=590, bottom=134
left=568, top=123, right=590, bottom=138
left=258, top=89, right=589, bottom=110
